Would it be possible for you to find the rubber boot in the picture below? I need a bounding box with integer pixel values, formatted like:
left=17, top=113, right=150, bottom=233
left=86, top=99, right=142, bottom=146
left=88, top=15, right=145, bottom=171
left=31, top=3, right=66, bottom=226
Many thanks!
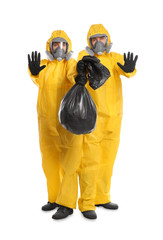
left=42, top=202, right=58, bottom=211
left=52, top=206, right=73, bottom=220
left=82, top=210, right=97, bottom=219
left=96, top=202, right=118, bottom=210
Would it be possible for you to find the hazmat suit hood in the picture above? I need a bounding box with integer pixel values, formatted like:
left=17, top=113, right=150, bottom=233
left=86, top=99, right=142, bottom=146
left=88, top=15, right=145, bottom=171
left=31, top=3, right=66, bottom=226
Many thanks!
left=46, top=30, right=73, bottom=61
left=85, top=24, right=113, bottom=56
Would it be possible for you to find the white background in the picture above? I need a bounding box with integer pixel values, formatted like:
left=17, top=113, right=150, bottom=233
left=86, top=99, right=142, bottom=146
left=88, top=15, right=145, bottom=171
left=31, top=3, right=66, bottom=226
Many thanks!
left=1, top=0, right=163, bottom=239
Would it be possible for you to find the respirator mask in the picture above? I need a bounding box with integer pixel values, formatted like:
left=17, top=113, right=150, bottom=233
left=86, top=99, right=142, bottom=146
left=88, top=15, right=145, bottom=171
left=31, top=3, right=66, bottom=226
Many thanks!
left=85, top=34, right=113, bottom=56
left=50, top=37, right=68, bottom=61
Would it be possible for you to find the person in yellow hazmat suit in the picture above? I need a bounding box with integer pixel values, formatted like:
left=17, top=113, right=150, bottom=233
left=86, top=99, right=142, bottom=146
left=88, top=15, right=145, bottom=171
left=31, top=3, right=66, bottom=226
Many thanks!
left=28, top=30, right=77, bottom=211
left=52, top=63, right=101, bottom=220
left=76, top=24, right=138, bottom=212
left=52, top=24, right=138, bottom=220
left=52, top=54, right=112, bottom=221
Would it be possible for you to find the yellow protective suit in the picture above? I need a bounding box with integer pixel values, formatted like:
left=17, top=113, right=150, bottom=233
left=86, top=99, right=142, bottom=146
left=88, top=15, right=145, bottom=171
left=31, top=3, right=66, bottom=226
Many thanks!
left=29, top=30, right=77, bottom=203
left=77, top=24, right=137, bottom=205
left=56, top=127, right=99, bottom=212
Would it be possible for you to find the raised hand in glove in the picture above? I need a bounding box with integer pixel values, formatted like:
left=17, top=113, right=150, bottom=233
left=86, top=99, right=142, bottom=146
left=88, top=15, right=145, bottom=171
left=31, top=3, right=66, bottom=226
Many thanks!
left=117, top=52, right=138, bottom=73
left=28, top=51, right=46, bottom=76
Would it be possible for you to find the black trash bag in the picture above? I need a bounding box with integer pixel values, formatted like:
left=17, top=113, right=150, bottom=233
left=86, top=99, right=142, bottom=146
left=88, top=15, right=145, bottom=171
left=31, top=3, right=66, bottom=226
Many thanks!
left=82, top=56, right=111, bottom=90
left=59, top=56, right=110, bottom=135
left=59, top=84, right=97, bottom=135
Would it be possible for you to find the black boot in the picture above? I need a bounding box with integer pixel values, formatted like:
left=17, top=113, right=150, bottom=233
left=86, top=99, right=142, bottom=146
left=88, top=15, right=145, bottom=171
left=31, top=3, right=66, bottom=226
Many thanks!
left=42, top=202, right=58, bottom=211
left=52, top=206, right=73, bottom=220
left=82, top=210, right=97, bottom=219
left=95, top=202, right=118, bottom=210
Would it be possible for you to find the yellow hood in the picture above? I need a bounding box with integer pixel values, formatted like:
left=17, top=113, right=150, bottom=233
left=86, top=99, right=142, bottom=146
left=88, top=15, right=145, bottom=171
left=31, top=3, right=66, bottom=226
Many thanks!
left=87, top=24, right=111, bottom=48
left=46, top=30, right=72, bottom=54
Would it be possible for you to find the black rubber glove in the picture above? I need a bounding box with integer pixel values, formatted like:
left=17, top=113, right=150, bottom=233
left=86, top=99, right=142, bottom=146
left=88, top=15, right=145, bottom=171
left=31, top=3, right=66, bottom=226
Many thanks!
left=117, top=52, right=138, bottom=73
left=28, top=51, right=46, bottom=76
left=82, top=55, right=100, bottom=64
left=75, top=73, right=87, bottom=86
left=77, top=60, right=86, bottom=73
left=77, top=56, right=100, bottom=73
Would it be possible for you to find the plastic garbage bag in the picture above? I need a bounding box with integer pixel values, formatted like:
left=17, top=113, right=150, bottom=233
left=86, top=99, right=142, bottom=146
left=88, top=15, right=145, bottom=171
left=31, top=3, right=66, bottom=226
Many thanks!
left=82, top=56, right=110, bottom=90
left=59, top=83, right=97, bottom=135
left=59, top=56, right=110, bottom=134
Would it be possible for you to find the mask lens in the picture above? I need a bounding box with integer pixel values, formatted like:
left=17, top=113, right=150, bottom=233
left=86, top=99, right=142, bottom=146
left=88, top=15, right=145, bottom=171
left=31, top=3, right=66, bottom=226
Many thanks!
left=58, top=42, right=67, bottom=53
left=60, top=42, right=63, bottom=49
left=50, top=38, right=68, bottom=61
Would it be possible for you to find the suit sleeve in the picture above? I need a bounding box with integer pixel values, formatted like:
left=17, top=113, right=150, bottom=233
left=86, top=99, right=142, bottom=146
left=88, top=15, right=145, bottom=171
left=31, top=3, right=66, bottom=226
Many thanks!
left=66, top=58, right=77, bottom=85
